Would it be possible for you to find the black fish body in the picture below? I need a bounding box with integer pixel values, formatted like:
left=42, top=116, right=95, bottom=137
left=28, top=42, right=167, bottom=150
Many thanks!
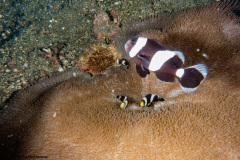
left=140, top=94, right=165, bottom=107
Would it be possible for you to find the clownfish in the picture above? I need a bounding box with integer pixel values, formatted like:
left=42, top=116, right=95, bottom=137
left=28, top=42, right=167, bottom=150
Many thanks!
left=140, top=94, right=165, bottom=107
left=124, top=37, right=208, bottom=93
left=116, top=59, right=129, bottom=69
left=116, top=95, right=128, bottom=108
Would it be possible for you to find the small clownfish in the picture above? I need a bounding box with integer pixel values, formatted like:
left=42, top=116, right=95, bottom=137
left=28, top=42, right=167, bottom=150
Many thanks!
left=140, top=94, right=165, bottom=107
left=116, top=59, right=129, bottom=69
left=124, top=37, right=208, bottom=93
left=116, top=95, right=128, bottom=108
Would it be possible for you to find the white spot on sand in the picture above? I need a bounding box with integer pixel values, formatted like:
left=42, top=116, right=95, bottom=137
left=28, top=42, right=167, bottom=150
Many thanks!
left=58, top=67, right=64, bottom=72
left=73, top=72, right=77, bottom=77
left=202, top=53, right=209, bottom=59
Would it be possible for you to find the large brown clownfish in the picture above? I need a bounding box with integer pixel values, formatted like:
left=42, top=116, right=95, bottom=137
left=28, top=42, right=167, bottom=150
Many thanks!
left=124, top=37, right=208, bottom=93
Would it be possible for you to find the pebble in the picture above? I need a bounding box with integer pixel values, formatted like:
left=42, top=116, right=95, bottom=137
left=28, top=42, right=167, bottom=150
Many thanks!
left=58, top=67, right=64, bottom=72
left=5, top=69, right=11, bottom=73
left=23, top=63, right=28, bottom=68
left=13, top=68, right=19, bottom=72
left=114, top=1, right=121, bottom=5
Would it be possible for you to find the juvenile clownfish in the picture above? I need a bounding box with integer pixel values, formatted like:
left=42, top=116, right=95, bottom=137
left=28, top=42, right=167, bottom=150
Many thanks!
left=124, top=37, right=208, bottom=93
left=116, top=95, right=128, bottom=108
left=116, top=59, right=129, bottom=69
left=140, top=94, right=165, bottom=107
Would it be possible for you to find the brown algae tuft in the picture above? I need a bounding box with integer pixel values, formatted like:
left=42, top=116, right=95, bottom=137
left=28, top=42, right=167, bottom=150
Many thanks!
left=77, top=43, right=121, bottom=74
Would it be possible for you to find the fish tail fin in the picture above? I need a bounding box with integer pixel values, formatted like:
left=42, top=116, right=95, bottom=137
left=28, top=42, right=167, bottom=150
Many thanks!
left=176, top=64, right=208, bottom=93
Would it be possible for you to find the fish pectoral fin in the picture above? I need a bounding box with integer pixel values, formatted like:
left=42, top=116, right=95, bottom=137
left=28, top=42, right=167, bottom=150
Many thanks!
left=136, top=65, right=150, bottom=78
left=154, top=71, right=175, bottom=82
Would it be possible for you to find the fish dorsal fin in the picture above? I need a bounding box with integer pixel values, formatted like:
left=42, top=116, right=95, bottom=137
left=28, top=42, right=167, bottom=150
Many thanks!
left=173, top=51, right=185, bottom=64
left=136, top=65, right=150, bottom=78
left=151, top=39, right=168, bottom=49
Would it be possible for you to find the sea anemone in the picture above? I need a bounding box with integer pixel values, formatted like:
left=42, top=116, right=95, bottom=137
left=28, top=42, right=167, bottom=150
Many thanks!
left=0, top=1, right=239, bottom=159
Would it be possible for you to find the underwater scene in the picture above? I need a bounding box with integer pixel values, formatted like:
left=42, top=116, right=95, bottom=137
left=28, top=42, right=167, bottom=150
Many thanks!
left=0, top=0, right=216, bottom=106
left=0, top=0, right=239, bottom=159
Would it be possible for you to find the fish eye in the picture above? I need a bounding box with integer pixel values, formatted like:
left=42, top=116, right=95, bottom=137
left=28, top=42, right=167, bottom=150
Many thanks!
left=131, top=39, right=137, bottom=46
